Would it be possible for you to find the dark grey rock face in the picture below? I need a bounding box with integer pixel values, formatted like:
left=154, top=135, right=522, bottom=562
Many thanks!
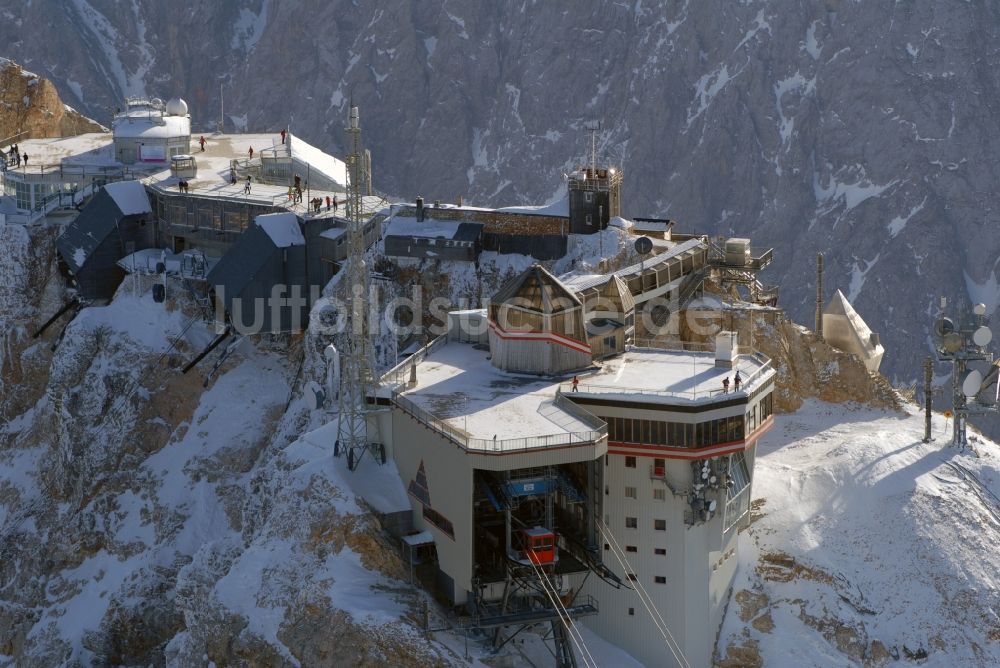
left=4, top=0, right=999, bottom=386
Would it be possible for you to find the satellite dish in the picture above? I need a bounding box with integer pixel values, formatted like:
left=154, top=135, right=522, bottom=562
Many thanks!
left=934, top=317, right=955, bottom=337
left=305, top=380, right=326, bottom=410
left=962, top=369, right=984, bottom=398
left=943, top=332, right=964, bottom=353
left=324, top=344, right=338, bottom=361
left=708, top=499, right=717, bottom=513
left=634, top=236, right=653, bottom=255
left=973, top=326, right=993, bottom=347
left=975, top=303, right=988, bottom=316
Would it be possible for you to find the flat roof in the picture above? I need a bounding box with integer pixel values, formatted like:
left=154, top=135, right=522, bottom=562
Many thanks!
left=6, top=133, right=116, bottom=168
left=396, top=339, right=774, bottom=445
left=397, top=341, right=596, bottom=448
left=573, top=346, right=772, bottom=403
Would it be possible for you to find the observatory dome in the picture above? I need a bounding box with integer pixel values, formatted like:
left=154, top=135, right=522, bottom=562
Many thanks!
left=165, top=97, right=189, bottom=116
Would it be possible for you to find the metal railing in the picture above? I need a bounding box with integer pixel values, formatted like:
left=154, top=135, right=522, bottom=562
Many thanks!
left=391, top=389, right=606, bottom=453
left=630, top=338, right=755, bottom=356
left=379, top=334, right=449, bottom=387
left=558, top=355, right=772, bottom=401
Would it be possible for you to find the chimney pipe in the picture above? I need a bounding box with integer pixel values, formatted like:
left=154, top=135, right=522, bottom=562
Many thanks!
left=415, top=196, right=424, bottom=222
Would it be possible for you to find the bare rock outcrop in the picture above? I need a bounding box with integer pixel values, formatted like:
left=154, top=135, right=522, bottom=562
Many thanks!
left=0, top=58, right=104, bottom=142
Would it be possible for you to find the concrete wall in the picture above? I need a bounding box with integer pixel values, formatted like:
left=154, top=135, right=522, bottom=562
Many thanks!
left=388, top=408, right=475, bottom=605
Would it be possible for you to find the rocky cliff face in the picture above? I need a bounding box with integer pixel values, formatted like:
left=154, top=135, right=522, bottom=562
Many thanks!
left=0, top=58, right=104, bottom=142
left=2, top=1, right=994, bottom=389
left=0, top=227, right=459, bottom=666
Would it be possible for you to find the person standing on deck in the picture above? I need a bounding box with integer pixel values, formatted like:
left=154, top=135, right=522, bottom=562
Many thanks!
left=244, top=175, right=252, bottom=194
left=571, top=375, right=579, bottom=392
left=22, top=153, right=28, bottom=166
left=722, top=376, right=730, bottom=394
left=326, top=196, right=331, bottom=211
left=248, top=146, right=254, bottom=159
left=734, top=370, right=742, bottom=392
left=280, top=129, right=286, bottom=144
left=199, top=135, right=206, bottom=151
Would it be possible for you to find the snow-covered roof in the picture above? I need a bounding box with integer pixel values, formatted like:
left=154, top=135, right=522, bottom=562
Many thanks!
left=104, top=180, right=151, bottom=215
left=386, top=216, right=461, bottom=239
left=320, top=227, right=346, bottom=240
left=113, top=114, right=190, bottom=139
left=385, top=216, right=483, bottom=241
left=399, top=339, right=774, bottom=446
left=495, top=197, right=569, bottom=217
left=288, top=133, right=348, bottom=189
left=397, top=341, right=597, bottom=445
left=255, top=212, right=305, bottom=247
left=632, top=219, right=674, bottom=232
left=402, top=531, right=435, bottom=547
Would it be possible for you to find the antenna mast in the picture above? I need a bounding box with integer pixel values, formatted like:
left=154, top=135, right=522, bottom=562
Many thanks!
left=335, top=105, right=382, bottom=471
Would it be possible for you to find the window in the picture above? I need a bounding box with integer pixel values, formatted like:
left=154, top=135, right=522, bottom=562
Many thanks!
left=626, top=545, right=637, bottom=553
left=628, top=607, right=635, bottom=616
left=625, top=486, right=637, bottom=499
left=604, top=543, right=610, bottom=551
left=626, top=517, right=637, bottom=529
left=625, top=456, right=636, bottom=468
left=654, top=576, right=667, bottom=584
left=586, top=213, right=593, bottom=225
left=655, top=548, right=667, bottom=556
left=654, top=519, right=666, bottom=531
left=585, top=191, right=593, bottom=203
left=627, top=573, right=637, bottom=582
left=653, top=488, right=665, bottom=501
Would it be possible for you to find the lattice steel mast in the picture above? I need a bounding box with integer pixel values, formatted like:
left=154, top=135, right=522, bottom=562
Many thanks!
left=335, top=105, right=380, bottom=471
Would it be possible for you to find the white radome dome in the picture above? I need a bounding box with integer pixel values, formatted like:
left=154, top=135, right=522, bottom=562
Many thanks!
left=165, top=97, right=189, bottom=116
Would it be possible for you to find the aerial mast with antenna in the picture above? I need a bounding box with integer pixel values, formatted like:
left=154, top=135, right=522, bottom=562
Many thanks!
left=334, top=105, right=382, bottom=471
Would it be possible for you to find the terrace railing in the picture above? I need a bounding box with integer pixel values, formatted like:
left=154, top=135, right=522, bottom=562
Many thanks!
left=391, top=388, right=606, bottom=453
left=378, top=334, right=449, bottom=388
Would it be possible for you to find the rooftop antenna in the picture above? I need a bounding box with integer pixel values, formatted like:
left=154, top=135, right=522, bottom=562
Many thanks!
left=334, top=103, right=383, bottom=471
left=583, top=120, right=602, bottom=174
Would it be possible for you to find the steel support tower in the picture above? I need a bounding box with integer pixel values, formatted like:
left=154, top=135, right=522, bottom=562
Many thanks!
left=335, top=105, right=381, bottom=471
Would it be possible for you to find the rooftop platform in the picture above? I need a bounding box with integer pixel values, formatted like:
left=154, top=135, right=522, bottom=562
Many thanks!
left=568, top=344, right=773, bottom=404
left=394, top=341, right=603, bottom=452
left=3, top=132, right=116, bottom=168
left=3, top=132, right=388, bottom=222
left=387, top=336, right=773, bottom=455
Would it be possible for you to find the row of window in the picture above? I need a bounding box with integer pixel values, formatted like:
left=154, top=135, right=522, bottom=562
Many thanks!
left=606, top=415, right=744, bottom=447
left=620, top=485, right=667, bottom=501
left=604, top=544, right=667, bottom=556
left=746, top=392, right=774, bottom=432
left=624, top=517, right=667, bottom=530
left=602, top=391, right=773, bottom=448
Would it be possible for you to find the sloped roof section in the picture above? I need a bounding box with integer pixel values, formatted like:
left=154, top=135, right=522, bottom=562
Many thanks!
left=206, top=223, right=280, bottom=299
left=492, top=264, right=582, bottom=314
left=823, top=289, right=885, bottom=372
left=104, top=180, right=151, bottom=215
left=255, top=212, right=304, bottom=248
left=57, top=183, right=149, bottom=273
left=601, top=274, right=636, bottom=313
